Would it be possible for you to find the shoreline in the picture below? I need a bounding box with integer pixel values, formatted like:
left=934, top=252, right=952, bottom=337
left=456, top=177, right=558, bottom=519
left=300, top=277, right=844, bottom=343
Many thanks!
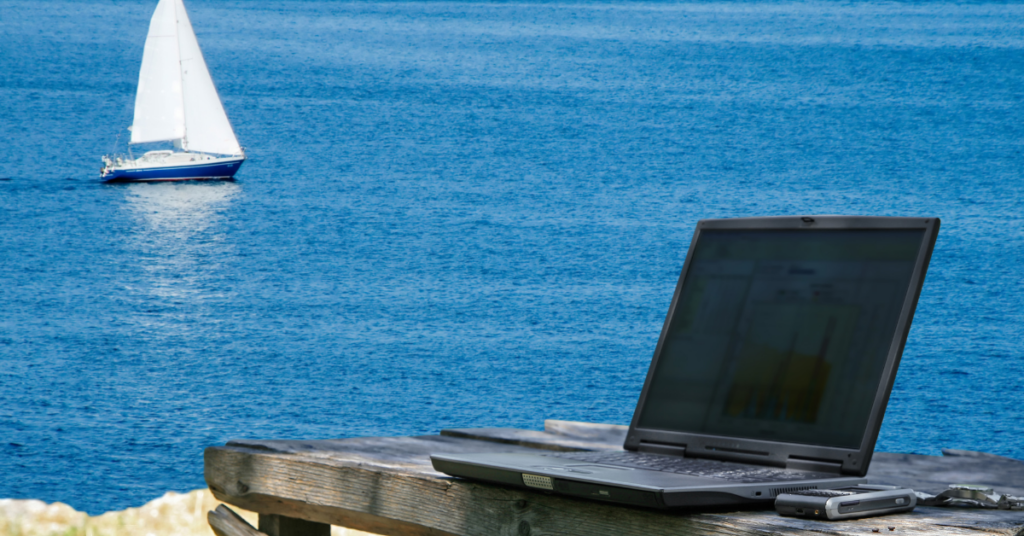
left=0, top=489, right=376, bottom=536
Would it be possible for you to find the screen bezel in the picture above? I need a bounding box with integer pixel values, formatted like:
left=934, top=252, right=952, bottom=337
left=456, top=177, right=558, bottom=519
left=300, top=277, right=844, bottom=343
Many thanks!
left=623, top=215, right=940, bottom=477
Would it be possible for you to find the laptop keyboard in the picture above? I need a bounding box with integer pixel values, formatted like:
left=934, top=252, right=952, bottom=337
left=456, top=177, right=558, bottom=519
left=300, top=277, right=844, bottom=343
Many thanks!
left=544, top=450, right=833, bottom=483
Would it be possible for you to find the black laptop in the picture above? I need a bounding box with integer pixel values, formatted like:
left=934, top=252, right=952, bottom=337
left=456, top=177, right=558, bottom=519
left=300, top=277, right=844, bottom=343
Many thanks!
left=431, top=215, right=939, bottom=509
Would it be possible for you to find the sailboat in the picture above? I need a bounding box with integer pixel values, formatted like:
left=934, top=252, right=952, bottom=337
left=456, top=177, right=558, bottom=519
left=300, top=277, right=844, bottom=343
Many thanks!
left=102, top=0, right=244, bottom=182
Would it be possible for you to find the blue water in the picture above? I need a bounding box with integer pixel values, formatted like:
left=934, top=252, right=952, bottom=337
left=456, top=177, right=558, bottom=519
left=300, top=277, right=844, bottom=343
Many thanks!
left=2, top=0, right=1023, bottom=515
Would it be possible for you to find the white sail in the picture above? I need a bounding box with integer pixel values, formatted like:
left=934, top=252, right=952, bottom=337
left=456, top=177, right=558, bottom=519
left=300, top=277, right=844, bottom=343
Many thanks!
left=131, top=0, right=185, bottom=144
left=130, top=0, right=242, bottom=155
left=174, top=0, right=242, bottom=155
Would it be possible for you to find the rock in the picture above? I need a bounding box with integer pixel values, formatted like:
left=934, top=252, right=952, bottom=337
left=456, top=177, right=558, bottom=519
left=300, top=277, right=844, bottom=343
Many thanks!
left=0, top=490, right=378, bottom=536
left=0, top=498, right=87, bottom=535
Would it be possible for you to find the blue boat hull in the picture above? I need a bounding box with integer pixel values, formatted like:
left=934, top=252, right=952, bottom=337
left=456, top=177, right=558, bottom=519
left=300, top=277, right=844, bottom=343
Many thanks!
left=103, top=157, right=245, bottom=183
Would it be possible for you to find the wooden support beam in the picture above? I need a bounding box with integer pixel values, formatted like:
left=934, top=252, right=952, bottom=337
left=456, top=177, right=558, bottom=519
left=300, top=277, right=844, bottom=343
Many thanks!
left=259, top=513, right=330, bottom=536
left=208, top=504, right=267, bottom=536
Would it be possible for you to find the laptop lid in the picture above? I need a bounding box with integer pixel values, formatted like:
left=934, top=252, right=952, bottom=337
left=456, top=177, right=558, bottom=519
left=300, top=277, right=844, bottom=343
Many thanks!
left=624, top=216, right=939, bottom=477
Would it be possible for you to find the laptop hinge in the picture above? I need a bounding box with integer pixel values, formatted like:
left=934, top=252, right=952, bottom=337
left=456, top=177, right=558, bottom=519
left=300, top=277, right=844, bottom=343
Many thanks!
left=785, top=456, right=843, bottom=474
left=638, top=441, right=686, bottom=457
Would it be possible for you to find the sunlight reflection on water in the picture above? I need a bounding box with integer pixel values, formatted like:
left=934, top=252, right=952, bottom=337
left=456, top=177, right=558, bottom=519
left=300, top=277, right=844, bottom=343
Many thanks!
left=121, top=181, right=240, bottom=306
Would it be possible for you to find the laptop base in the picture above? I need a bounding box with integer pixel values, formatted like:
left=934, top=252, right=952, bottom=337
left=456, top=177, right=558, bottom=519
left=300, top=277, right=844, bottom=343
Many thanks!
left=433, top=451, right=866, bottom=509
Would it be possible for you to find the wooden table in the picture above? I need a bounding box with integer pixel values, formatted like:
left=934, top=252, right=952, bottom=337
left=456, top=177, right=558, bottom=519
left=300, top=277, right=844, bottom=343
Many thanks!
left=204, top=420, right=1024, bottom=536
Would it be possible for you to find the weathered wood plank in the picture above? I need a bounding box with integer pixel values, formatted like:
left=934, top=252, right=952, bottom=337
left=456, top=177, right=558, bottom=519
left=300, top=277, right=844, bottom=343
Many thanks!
left=438, top=420, right=628, bottom=451
left=209, top=504, right=267, bottom=536
left=206, top=444, right=458, bottom=536
left=207, top=445, right=764, bottom=536
left=869, top=452, right=1024, bottom=496
left=205, top=433, right=1024, bottom=536
left=542, top=420, right=629, bottom=444
left=439, top=427, right=620, bottom=452
left=224, top=435, right=566, bottom=475
left=223, top=428, right=1024, bottom=497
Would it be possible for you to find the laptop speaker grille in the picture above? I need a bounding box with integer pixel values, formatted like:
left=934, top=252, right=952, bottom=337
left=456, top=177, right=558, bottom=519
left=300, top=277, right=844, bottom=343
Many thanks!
left=522, top=474, right=554, bottom=490
left=770, top=485, right=816, bottom=497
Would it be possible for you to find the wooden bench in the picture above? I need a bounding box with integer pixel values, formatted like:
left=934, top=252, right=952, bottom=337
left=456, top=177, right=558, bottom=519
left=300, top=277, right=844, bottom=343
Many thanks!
left=204, top=420, right=1024, bottom=536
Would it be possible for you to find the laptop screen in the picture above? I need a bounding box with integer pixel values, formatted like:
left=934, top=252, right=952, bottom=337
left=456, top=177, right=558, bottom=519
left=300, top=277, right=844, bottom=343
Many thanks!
left=636, top=228, right=926, bottom=450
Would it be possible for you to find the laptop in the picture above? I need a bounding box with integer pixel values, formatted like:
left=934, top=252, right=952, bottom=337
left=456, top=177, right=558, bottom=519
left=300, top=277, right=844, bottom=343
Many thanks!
left=431, top=215, right=940, bottom=509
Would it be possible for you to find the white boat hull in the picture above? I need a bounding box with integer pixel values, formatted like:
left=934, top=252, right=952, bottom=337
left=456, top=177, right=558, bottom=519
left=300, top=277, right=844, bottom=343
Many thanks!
left=102, top=151, right=244, bottom=182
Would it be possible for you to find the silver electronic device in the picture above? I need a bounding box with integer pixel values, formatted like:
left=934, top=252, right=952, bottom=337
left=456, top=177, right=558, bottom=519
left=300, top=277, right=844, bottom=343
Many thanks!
left=775, top=484, right=917, bottom=520
left=432, top=216, right=940, bottom=509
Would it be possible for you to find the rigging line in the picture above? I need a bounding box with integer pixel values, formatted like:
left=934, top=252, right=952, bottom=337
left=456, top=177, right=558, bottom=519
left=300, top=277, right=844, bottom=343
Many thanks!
left=110, top=8, right=145, bottom=157
left=109, top=80, right=134, bottom=156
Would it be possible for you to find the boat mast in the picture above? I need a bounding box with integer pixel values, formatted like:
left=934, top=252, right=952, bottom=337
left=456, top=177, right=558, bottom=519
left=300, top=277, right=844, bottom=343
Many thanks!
left=175, top=0, right=189, bottom=152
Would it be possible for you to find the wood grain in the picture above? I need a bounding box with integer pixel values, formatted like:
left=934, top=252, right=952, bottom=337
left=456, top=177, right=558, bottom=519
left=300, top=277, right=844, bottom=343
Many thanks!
left=208, top=504, right=267, bottom=536
left=868, top=452, right=1024, bottom=496
left=439, top=427, right=619, bottom=452
left=206, top=423, right=1024, bottom=536
left=542, top=420, right=629, bottom=444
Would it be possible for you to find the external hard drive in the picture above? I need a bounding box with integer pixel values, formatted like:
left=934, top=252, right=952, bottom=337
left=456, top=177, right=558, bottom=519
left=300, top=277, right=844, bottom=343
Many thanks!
left=775, top=484, right=916, bottom=520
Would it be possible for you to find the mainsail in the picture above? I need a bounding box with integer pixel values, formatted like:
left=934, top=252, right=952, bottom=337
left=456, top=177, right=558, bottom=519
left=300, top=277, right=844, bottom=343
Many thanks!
left=129, top=0, right=242, bottom=155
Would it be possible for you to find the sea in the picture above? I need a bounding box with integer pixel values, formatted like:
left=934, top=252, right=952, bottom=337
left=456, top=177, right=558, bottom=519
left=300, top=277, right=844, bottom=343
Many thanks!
left=1, top=0, right=1023, bottom=516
